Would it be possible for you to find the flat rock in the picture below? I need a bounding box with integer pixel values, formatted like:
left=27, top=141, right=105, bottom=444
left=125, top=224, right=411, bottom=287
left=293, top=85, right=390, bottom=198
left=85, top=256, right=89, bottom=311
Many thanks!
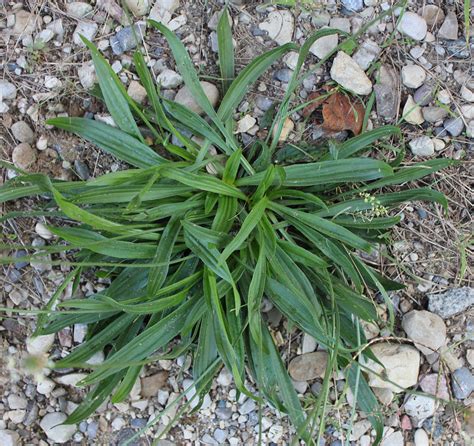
left=0, top=430, right=19, bottom=446
left=409, top=136, right=434, bottom=157
left=55, top=373, right=87, bottom=387
left=66, top=2, right=93, bottom=18
left=438, top=11, right=458, bottom=40
left=452, top=367, right=474, bottom=399
left=381, top=430, right=404, bottom=446
left=342, top=0, right=364, bottom=13
left=11, top=121, right=34, bottom=143
left=309, top=32, right=338, bottom=59
left=418, top=5, right=445, bottom=26
left=403, top=95, right=424, bottom=125
left=110, top=24, right=145, bottom=55
left=461, top=85, right=474, bottom=102
left=419, top=373, right=450, bottom=400
left=363, top=343, right=420, bottom=393
left=156, top=69, right=183, bottom=88
left=26, top=334, right=55, bottom=355
left=375, top=85, right=398, bottom=120
left=397, top=12, right=427, bottom=41
left=402, top=310, right=446, bottom=355
left=72, top=21, right=98, bottom=47
left=174, top=81, right=219, bottom=115
left=428, top=287, right=474, bottom=319
left=444, top=117, right=464, bottom=136
left=401, top=65, right=426, bottom=89
left=12, top=10, right=37, bottom=36
left=288, top=352, right=328, bottom=381
left=40, top=413, right=76, bottom=443
left=330, top=51, right=372, bottom=95
left=352, top=39, right=381, bottom=70
left=12, top=143, right=37, bottom=170
left=127, top=80, right=147, bottom=104
left=141, top=371, right=169, bottom=397
left=422, top=106, right=448, bottom=123
left=149, top=0, right=180, bottom=25
left=0, top=81, right=17, bottom=100
left=414, top=84, right=434, bottom=106
left=302, top=333, right=317, bottom=354
left=404, top=394, right=437, bottom=425
left=259, top=10, right=294, bottom=45
left=461, top=104, right=474, bottom=119
left=414, top=429, right=429, bottom=446
left=78, top=61, right=96, bottom=89
left=125, top=0, right=150, bottom=16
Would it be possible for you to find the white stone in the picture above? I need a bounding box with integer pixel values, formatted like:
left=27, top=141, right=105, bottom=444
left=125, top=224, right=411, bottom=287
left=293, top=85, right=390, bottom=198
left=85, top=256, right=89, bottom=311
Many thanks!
left=125, top=0, right=150, bottom=16
left=235, top=114, right=256, bottom=133
left=73, top=21, right=98, bottom=47
left=259, top=10, right=294, bottom=45
left=397, top=12, right=427, bottom=41
left=283, top=51, right=299, bottom=70
left=409, top=136, right=434, bottom=157
left=302, top=333, right=317, bottom=353
left=363, top=343, right=420, bottom=393
left=217, top=367, right=233, bottom=386
left=414, top=429, right=429, bottom=446
left=461, top=85, right=474, bottom=102
left=66, top=2, right=93, bottom=18
left=402, top=95, right=424, bottom=125
left=168, top=14, right=186, bottom=31
left=7, top=410, right=25, bottom=424
left=12, top=10, right=37, bottom=36
left=437, top=89, right=451, bottom=104
left=8, top=395, right=27, bottom=410
left=149, top=0, right=180, bottom=25
left=461, top=104, right=474, bottom=120
left=26, top=334, right=55, bottom=355
left=11, top=121, right=34, bottom=143
left=272, top=117, right=294, bottom=142
left=350, top=420, right=372, bottom=441
left=330, top=51, right=373, bottom=95
left=182, top=379, right=211, bottom=409
left=44, top=76, right=62, bottom=89
left=467, top=120, right=474, bottom=138
left=127, top=80, right=147, bottom=104
left=36, top=29, right=54, bottom=44
left=55, top=373, right=87, bottom=387
left=381, top=430, right=404, bottom=446
left=12, top=143, right=36, bottom=170
left=401, top=65, right=426, bottom=89
left=37, top=378, right=56, bottom=395
left=0, top=430, right=19, bottom=446
left=40, top=413, right=76, bottom=444
left=352, top=39, right=381, bottom=70
left=35, top=222, right=54, bottom=240
left=0, top=81, right=17, bottom=100
left=174, top=81, right=219, bottom=115
left=402, top=310, right=447, bottom=355
left=78, top=61, right=96, bottom=89
left=309, top=31, right=338, bottom=59
left=404, top=394, right=436, bottom=424
left=438, top=11, right=458, bottom=40
left=156, top=69, right=183, bottom=88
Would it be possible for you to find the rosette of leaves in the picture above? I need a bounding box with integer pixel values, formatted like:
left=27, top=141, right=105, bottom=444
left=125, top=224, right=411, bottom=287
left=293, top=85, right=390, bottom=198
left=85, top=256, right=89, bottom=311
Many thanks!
left=0, top=13, right=453, bottom=445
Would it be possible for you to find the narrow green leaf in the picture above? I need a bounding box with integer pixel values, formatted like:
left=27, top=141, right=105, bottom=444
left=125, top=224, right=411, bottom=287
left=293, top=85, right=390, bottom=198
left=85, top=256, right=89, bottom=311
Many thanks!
left=217, top=8, right=234, bottom=93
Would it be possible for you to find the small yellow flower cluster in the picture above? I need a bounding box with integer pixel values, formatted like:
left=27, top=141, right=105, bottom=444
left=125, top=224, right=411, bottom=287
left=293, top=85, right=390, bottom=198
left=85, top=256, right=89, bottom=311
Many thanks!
left=359, top=192, right=389, bottom=218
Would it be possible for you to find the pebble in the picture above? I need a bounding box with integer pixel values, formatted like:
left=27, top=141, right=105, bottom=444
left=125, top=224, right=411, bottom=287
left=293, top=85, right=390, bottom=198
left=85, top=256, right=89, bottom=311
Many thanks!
left=174, top=81, right=219, bottom=115
left=438, top=11, right=458, bottom=40
left=374, top=84, right=397, bottom=120
left=255, top=96, right=273, bottom=112
left=37, top=378, right=55, bottom=395
left=403, top=95, right=424, bottom=125
left=0, top=430, right=19, bottom=446
left=402, top=310, right=446, bottom=354
left=66, top=2, right=93, bottom=18
left=12, top=10, right=37, bottom=36
left=272, top=117, right=294, bottom=142
left=0, top=81, right=17, bottom=100
left=381, top=430, right=403, bottom=446
left=418, top=5, right=445, bottom=26
left=274, top=68, right=292, bottom=83
left=461, top=104, right=474, bottom=120
left=364, top=343, right=420, bottom=392
left=401, top=65, right=426, bottom=89
left=239, top=398, right=256, bottom=415
left=73, top=21, right=98, bottom=46
left=283, top=51, right=299, bottom=70
left=397, top=12, right=427, bottom=41
left=12, top=143, right=36, bottom=170
left=110, top=25, right=144, bottom=55
left=7, top=394, right=27, bottom=410
left=125, top=0, right=150, bottom=16
left=422, top=107, right=448, bottom=123
left=414, top=428, right=429, bottom=446
left=40, top=412, right=76, bottom=443
left=216, top=367, right=233, bottom=386
left=183, top=379, right=211, bottom=409
left=437, top=89, right=451, bottom=104
left=414, top=84, right=434, bottom=106
left=156, top=69, right=183, bottom=88
left=55, top=373, right=88, bottom=387
left=341, top=0, right=364, bottom=13
left=352, top=39, right=381, bottom=70
left=236, top=114, right=256, bottom=133
left=461, top=85, right=474, bottom=102
left=11, top=121, right=34, bottom=143
left=428, top=287, right=474, bottom=319
left=302, top=333, right=317, bottom=354
left=216, top=406, right=232, bottom=420
left=127, top=80, right=147, bottom=104
left=309, top=32, right=338, bottom=59
left=444, top=117, right=464, bottom=137
left=74, top=160, right=91, bottom=180
left=78, top=61, right=96, bottom=89
left=452, top=367, right=474, bottom=399
left=404, top=394, right=436, bottom=424
left=288, top=352, right=328, bottom=381
left=330, top=51, right=373, bottom=95
left=35, top=222, right=54, bottom=240
left=26, top=334, right=55, bottom=355
left=349, top=420, right=371, bottom=441
left=419, top=373, right=450, bottom=400
left=149, top=0, right=180, bottom=25
left=330, top=17, right=351, bottom=33
left=141, top=371, right=169, bottom=397
left=258, top=10, right=294, bottom=45
left=444, top=39, right=471, bottom=59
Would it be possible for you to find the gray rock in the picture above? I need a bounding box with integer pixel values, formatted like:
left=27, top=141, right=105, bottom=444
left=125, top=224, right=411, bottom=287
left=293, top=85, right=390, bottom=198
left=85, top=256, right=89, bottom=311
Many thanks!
left=156, top=69, right=183, bottom=88
left=110, top=24, right=144, bottom=55
left=404, top=394, right=436, bottom=425
left=452, top=367, right=474, bottom=399
left=330, top=51, right=372, bottom=95
left=12, top=143, right=36, bottom=169
left=215, top=406, right=232, bottom=420
left=115, top=428, right=141, bottom=446
left=274, top=68, right=292, bottom=83
left=288, top=352, right=328, bottom=381
left=401, top=65, right=426, bottom=89
left=444, top=117, right=464, bottom=136
left=397, top=12, right=427, bottom=41
left=445, top=39, right=472, bottom=59
left=414, top=84, right=434, bottom=106
left=341, top=0, right=364, bottom=13
left=329, top=17, right=351, bottom=33
left=11, top=121, right=34, bottom=143
left=74, top=160, right=90, bottom=180
left=86, top=421, right=98, bottom=439
left=0, top=80, right=17, bottom=100
left=438, top=11, right=458, bottom=40
left=12, top=10, right=37, bottom=36
left=255, top=96, right=273, bottom=111
left=352, top=40, right=381, bottom=70
left=214, top=429, right=227, bottom=443
left=258, top=10, right=294, bottom=45
left=0, top=430, right=19, bottom=446
left=428, top=287, right=474, bottom=319
left=381, top=430, right=404, bottom=446
left=78, top=61, right=96, bottom=89
left=239, top=398, right=256, bottom=415
left=174, top=81, right=219, bottom=115
left=72, top=21, right=98, bottom=46
left=422, top=107, right=448, bottom=123
left=66, top=2, right=94, bottom=18
left=374, top=83, right=398, bottom=120
left=402, top=310, right=446, bottom=355
left=409, top=136, right=434, bottom=157
left=40, top=412, right=76, bottom=443
left=309, top=32, right=338, bottom=59
left=124, top=0, right=150, bottom=16
left=418, top=5, right=445, bottom=26
left=414, top=428, right=429, bottom=446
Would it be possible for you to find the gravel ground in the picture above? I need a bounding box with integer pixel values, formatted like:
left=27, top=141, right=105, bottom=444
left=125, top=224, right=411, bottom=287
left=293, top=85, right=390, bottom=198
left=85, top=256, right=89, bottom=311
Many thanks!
left=1, top=1, right=473, bottom=445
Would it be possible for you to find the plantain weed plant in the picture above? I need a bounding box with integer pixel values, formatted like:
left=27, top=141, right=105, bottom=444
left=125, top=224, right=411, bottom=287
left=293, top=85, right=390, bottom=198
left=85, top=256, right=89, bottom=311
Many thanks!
left=1, top=14, right=454, bottom=445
